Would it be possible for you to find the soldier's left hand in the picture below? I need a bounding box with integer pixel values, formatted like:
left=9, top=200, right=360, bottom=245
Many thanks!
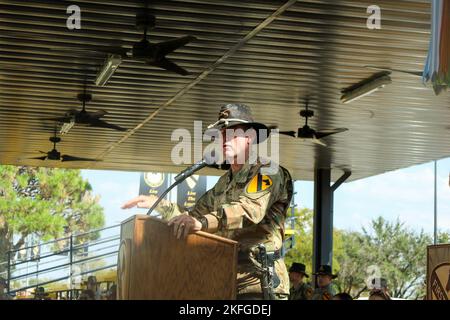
left=168, top=215, right=202, bottom=239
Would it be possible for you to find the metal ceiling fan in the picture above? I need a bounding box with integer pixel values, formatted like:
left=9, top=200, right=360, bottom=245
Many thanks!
left=27, top=128, right=100, bottom=162
left=51, top=7, right=196, bottom=76
left=43, top=90, right=127, bottom=134
left=274, top=99, right=348, bottom=147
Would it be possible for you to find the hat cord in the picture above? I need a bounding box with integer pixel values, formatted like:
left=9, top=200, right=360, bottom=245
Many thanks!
left=207, top=118, right=250, bottom=129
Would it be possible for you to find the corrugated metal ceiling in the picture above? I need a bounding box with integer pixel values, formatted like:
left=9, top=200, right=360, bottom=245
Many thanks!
left=0, top=0, right=449, bottom=181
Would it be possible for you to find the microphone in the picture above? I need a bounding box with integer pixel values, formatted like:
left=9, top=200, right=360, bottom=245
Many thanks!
left=173, top=153, right=229, bottom=182
left=174, top=159, right=208, bottom=182
left=147, top=155, right=227, bottom=216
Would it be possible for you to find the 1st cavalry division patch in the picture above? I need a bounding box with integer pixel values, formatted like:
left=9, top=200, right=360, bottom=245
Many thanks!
left=246, top=174, right=273, bottom=193
left=430, top=262, right=450, bottom=300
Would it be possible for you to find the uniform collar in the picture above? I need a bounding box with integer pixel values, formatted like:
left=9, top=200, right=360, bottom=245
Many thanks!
left=229, top=159, right=264, bottom=184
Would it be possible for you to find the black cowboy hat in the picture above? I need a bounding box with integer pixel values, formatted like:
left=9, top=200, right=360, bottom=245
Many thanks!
left=289, top=263, right=309, bottom=278
left=313, top=265, right=338, bottom=279
left=206, top=103, right=269, bottom=144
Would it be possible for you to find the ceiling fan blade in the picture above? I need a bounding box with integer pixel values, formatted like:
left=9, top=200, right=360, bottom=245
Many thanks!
left=61, top=155, right=100, bottom=162
left=28, top=156, right=48, bottom=160
left=365, top=66, right=422, bottom=77
left=151, top=57, right=190, bottom=76
left=311, top=137, right=327, bottom=147
left=42, top=116, right=73, bottom=123
left=89, top=110, right=108, bottom=118
left=315, top=128, right=348, bottom=139
left=155, top=35, right=196, bottom=57
left=278, top=131, right=297, bottom=138
left=89, top=119, right=127, bottom=131
left=48, top=46, right=129, bottom=57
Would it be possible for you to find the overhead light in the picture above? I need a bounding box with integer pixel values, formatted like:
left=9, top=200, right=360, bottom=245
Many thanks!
left=60, top=117, right=75, bottom=135
left=95, top=54, right=122, bottom=86
left=340, top=72, right=392, bottom=104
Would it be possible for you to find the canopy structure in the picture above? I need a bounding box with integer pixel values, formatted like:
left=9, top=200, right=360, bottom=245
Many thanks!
left=1, top=0, right=449, bottom=183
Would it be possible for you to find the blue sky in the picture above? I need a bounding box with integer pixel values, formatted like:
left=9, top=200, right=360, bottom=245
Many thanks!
left=81, top=157, right=450, bottom=236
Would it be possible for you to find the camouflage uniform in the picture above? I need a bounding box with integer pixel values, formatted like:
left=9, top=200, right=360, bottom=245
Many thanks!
left=289, top=282, right=313, bottom=300
left=158, top=160, right=293, bottom=299
left=311, top=284, right=336, bottom=300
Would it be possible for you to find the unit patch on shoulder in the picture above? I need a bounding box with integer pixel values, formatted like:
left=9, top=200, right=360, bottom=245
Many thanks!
left=246, top=174, right=273, bottom=193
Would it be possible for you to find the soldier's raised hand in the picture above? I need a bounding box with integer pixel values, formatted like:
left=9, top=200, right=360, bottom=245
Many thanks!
left=121, top=195, right=158, bottom=210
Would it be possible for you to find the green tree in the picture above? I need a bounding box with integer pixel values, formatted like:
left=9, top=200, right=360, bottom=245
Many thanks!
left=334, top=217, right=433, bottom=299
left=284, top=207, right=344, bottom=281
left=284, top=209, right=446, bottom=300
left=0, top=166, right=105, bottom=272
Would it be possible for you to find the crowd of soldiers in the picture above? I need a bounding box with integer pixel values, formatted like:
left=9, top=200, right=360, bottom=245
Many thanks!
left=288, top=263, right=391, bottom=300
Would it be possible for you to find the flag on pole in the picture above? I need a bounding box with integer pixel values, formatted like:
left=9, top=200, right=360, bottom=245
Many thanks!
left=423, top=0, right=450, bottom=95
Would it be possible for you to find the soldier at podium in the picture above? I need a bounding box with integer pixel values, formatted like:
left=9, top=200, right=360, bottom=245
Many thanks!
left=122, top=103, right=293, bottom=300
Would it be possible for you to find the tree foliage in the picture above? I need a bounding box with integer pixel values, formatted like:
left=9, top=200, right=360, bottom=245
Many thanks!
left=284, top=208, right=449, bottom=299
left=0, top=166, right=105, bottom=270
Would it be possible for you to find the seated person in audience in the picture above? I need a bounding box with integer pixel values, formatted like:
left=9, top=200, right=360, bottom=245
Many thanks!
left=86, top=275, right=101, bottom=300
left=107, top=284, right=117, bottom=300
left=369, top=277, right=391, bottom=300
left=332, top=292, right=353, bottom=300
left=368, top=290, right=391, bottom=300
left=0, top=277, right=12, bottom=300
left=33, top=286, right=50, bottom=300
left=78, top=289, right=95, bottom=300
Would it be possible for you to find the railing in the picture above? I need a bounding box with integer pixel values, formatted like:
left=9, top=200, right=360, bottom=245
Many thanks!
left=2, top=214, right=298, bottom=299
left=3, top=224, right=121, bottom=299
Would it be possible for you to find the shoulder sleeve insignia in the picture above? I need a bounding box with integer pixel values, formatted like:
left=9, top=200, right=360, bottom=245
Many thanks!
left=246, top=174, right=273, bottom=193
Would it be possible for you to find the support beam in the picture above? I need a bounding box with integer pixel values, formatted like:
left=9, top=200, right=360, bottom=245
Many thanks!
left=312, top=169, right=351, bottom=286
left=312, top=168, right=332, bottom=273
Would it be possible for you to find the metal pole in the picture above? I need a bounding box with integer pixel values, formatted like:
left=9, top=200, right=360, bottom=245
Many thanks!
left=69, top=234, right=73, bottom=300
left=312, top=169, right=351, bottom=288
left=6, top=251, right=11, bottom=294
left=434, top=160, right=437, bottom=245
left=312, top=168, right=333, bottom=272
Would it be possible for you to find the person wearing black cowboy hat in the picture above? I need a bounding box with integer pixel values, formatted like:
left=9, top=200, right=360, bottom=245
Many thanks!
left=288, top=263, right=313, bottom=300
left=122, top=103, right=294, bottom=300
left=311, top=265, right=337, bottom=300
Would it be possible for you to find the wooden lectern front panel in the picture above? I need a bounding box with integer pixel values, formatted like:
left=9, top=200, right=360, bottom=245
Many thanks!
left=119, top=215, right=238, bottom=300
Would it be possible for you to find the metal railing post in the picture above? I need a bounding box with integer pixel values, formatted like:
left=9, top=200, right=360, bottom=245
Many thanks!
left=6, top=251, right=11, bottom=294
left=69, top=234, right=73, bottom=300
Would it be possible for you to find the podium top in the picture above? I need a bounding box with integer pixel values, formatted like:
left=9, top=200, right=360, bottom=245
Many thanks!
left=122, top=214, right=238, bottom=246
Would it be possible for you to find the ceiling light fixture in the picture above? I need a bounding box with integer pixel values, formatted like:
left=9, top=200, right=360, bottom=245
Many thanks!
left=60, top=117, right=75, bottom=135
left=95, top=54, right=122, bottom=86
left=340, top=72, right=392, bottom=104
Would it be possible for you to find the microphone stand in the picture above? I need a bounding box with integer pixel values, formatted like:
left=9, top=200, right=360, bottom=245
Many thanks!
left=146, top=178, right=183, bottom=216
left=146, top=160, right=229, bottom=216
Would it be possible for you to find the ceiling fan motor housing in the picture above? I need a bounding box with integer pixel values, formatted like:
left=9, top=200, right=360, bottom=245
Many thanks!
left=136, top=10, right=156, bottom=31
left=47, top=149, right=61, bottom=160
left=49, top=136, right=61, bottom=144
left=77, top=93, right=92, bottom=103
left=132, top=39, right=156, bottom=60
left=300, top=109, right=314, bottom=118
left=298, top=125, right=315, bottom=138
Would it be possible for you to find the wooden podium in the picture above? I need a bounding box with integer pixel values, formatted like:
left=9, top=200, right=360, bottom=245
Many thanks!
left=117, top=215, right=238, bottom=300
